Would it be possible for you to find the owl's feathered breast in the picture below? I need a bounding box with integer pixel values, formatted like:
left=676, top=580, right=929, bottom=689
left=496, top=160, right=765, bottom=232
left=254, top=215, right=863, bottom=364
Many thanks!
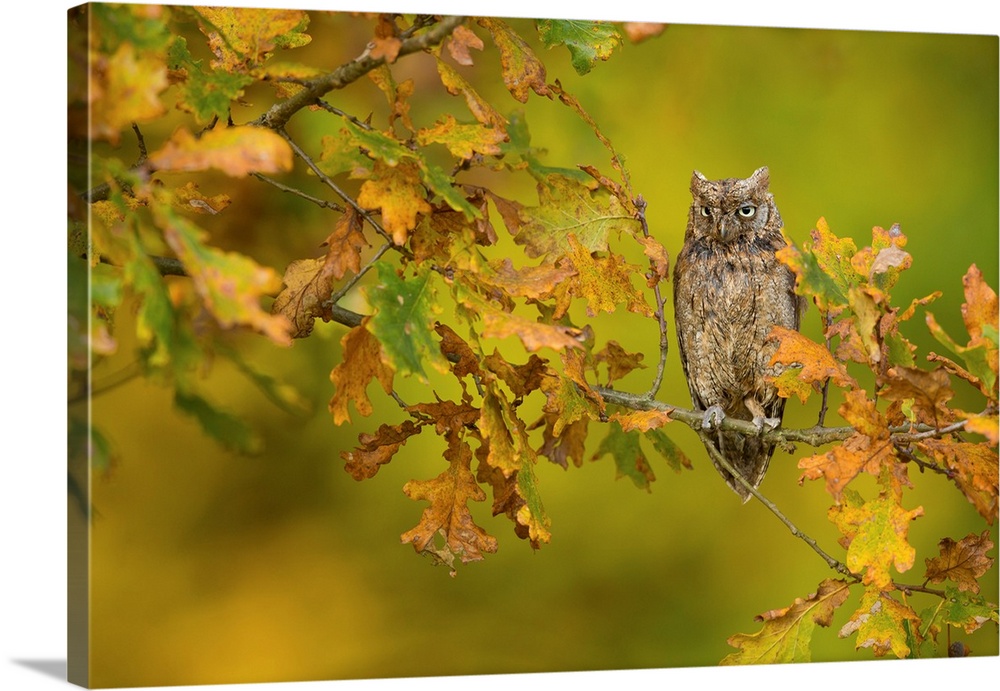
left=673, top=231, right=797, bottom=417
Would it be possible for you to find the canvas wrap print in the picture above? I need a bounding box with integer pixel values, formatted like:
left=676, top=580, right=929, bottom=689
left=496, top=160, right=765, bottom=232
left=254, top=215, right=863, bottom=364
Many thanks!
left=68, top=3, right=999, bottom=688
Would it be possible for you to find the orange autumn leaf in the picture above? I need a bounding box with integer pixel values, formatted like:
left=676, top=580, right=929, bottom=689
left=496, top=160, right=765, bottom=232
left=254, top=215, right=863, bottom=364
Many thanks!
left=329, top=323, right=395, bottom=425
left=768, top=326, right=857, bottom=403
left=400, top=431, right=498, bottom=564
left=149, top=126, right=293, bottom=177
left=879, top=366, right=955, bottom=426
left=918, top=438, right=999, bottom=523
left=611, top=409, right=672, bottom=433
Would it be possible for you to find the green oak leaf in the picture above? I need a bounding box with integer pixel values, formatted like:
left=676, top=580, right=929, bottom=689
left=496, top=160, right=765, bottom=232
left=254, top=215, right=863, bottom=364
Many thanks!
left=365, top=262, right=449, bottom=381
left=536, top=19, right=623, bottom=75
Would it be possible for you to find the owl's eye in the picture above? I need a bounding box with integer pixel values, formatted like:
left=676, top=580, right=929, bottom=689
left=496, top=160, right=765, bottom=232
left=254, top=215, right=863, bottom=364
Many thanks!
left=700, top=206, right=711, bottom=217
left=738, top=204, right=757, bottom=218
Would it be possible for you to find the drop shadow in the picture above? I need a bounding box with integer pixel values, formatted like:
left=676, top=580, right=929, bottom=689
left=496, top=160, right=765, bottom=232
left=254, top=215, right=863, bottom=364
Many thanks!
left=11, top=659, right=67, bottom=682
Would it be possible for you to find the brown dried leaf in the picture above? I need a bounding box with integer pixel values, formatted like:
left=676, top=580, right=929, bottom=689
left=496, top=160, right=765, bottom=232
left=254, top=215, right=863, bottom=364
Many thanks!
left=342, top=420, right=421, bottom=480
left=918, top=438, right=999, bottom=523
left=595, top=340, right=646, bottom=385
left=880, top=366, right=954, bottom=426
left=925, top=531, right=995, bottom=594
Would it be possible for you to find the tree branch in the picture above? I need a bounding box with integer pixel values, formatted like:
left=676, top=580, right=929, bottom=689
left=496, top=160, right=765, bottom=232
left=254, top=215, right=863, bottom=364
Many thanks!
left=255, top=16, right=466, bottom=131
left=594, top=384, right=974, bottom=448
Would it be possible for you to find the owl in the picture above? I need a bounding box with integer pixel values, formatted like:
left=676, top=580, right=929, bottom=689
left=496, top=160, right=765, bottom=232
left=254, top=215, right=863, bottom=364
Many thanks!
left=672, top=167, right=801, bottom=501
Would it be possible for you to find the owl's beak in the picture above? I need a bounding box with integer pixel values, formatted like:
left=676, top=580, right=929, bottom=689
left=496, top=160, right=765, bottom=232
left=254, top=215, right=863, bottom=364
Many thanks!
left=718, top=218, right=735, bottom=242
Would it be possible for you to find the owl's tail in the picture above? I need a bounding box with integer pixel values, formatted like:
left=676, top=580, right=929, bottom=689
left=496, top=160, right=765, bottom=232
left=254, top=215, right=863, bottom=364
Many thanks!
left=703, top=431, right=777, bottom=503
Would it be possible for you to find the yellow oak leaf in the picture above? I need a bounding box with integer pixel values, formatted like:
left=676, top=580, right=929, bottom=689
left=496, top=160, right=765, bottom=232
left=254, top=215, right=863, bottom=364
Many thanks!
left=829, top=491, right=924, bottom=589
left=722, top=579, right=851, bottom=664
left=89, top=43, right=168, bottom=143
left=838, top=587, right=921, bottom=658
left=356, top=160, right=432, bottom=245
left=149, top=126, right=293, bottom=177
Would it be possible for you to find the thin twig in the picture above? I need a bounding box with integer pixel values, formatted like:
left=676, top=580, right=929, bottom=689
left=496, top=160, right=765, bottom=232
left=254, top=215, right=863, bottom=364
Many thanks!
left=278, top=129, right=409, bottom=254
left=251, top=172, right=346, bottom=212
left=635, top=195, right=669, bottom=400
left=817, top=309, right=833, bottom=426
left=697, top=430, right=856, bottom=577
left=327, top=241, right=393, bottom=306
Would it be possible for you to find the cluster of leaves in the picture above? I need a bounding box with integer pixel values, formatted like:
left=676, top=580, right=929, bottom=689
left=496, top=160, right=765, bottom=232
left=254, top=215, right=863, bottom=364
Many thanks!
left=720, top=219, right=999, bottom=662
left=69, top=5, right=996, bottom=664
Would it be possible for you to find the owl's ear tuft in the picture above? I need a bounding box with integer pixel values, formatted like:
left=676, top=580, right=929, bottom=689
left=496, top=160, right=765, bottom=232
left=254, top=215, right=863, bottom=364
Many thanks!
left=749, top=166, right=770, bottom=190
left=691, top=170, right=708, bottom=192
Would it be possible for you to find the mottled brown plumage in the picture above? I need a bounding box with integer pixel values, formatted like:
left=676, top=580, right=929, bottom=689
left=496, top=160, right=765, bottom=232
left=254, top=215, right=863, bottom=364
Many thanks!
left=673, top=167, right=800, bottom=501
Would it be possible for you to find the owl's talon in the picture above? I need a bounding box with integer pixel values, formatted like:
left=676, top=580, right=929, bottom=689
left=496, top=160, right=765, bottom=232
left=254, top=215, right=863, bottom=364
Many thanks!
left=752, top=416, right=781, bottom=434
left=701, top=405, right=726, bottom=431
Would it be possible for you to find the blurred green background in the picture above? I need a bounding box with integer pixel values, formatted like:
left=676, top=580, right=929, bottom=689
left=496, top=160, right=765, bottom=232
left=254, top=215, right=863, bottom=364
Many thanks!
left=80, top=10, right=998, bottom=687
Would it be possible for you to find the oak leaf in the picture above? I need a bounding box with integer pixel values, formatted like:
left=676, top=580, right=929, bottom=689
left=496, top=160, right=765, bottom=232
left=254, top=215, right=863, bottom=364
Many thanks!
left=446, top=24, right=484, bottom=65
left=149, top=126, right=293, bottom=177
left=416, top=115, right=507, bottom=160
left=829, top=490, right=924, bottom=588
left=879, top=365, right=954, bottom=426
left=722, top=579, right=851, bottom=664
left=838, top=587, right=921, bottom=658
left=592, top=422, right=655, bottom=491
left=329, top=323, right=395, bottom=425
left=564, top=236, right=653, bottom=317
left=357, top=160, right=432, bottom=245
left=767, top=326, right=857, bottom=403
left=776, top=218, right=855, bottom=310
left=477, top=17, right=549, bottom=102
left=196, top=6, right=310, bottom=71
left=435, top=58, right=507, bottom=128
left=365, top=263, right=448, bottom=381
left=924, top=531, right=995, bottom=594
left=89, top=43, right=168, bottom=143
left=938, top=585, right=1000, bottom=634
left=917, top=438, right=998, bottom=523
left=343, top=421, right=422, bottom=481
left=153, top=203, right=292, bottom=345
left=509, top=176, right=639, bottom=259
left=611, top=410, right=671, bottom=433
left=536, top=19, right=623, bottom=75
left=644, top=428, right=692, bottom=473
left=400, top=431, right=498, bottom=564
left=595, top=340, right=646, bottom=385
